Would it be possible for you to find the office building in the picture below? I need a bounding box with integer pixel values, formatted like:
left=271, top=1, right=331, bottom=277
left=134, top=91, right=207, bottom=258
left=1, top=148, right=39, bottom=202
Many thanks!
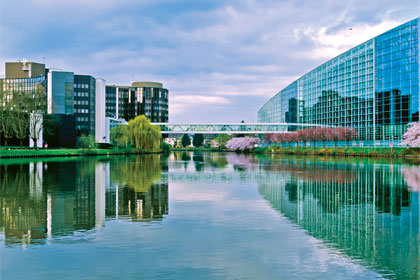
left=73, top=75, right=96, bottom=136
left=258, top=18, right=419, bottom=143
left=0, top=61, right=47, bottom=146
left=106, top=81, right=169, bottom=123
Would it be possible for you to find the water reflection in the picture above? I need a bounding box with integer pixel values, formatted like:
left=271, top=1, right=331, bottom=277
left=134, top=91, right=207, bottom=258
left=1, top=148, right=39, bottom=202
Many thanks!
left=0, top=155, right=168, bottom=245
left=258, top=156, right=419, bottom=279
left=402, top=165, right=420, bottom=193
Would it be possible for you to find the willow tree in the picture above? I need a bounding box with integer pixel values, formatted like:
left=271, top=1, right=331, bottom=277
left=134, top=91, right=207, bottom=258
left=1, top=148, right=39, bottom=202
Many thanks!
left=127, top=115, right=161, bottom=152
left=110, top=124, right=129, bottom=147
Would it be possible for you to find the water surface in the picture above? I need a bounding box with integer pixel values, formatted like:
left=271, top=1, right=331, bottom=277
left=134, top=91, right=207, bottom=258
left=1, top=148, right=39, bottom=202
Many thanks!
left=1, top=153, right=419, bottom=279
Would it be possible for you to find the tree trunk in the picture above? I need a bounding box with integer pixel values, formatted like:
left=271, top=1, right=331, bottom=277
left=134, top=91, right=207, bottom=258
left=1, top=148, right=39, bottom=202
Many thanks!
left=334, top=141, right=337, bottom=148
left=322, top=141, right=325, bottom=148
left=32, top=138, right=38, bottom=149
left=20, top=139, right=23, bottom=146
left=346, top=140, right=349, bottom=147
left=312, top=140, right=316, bottom=147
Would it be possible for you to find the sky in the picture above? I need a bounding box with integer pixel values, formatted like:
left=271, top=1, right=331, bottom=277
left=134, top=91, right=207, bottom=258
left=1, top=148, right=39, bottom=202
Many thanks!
left=1, top=0, right=419, bottom=122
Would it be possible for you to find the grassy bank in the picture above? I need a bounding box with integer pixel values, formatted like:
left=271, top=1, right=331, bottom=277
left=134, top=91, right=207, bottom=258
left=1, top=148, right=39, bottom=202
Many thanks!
left=0, top=147, right=153, bottom=158
left=254, top=146, right=420, bottom=158
left=170, top=147, right=223, bottom=152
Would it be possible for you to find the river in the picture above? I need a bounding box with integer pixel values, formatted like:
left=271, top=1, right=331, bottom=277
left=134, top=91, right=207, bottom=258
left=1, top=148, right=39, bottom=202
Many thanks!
left=1, top=152, right=419, bottom=279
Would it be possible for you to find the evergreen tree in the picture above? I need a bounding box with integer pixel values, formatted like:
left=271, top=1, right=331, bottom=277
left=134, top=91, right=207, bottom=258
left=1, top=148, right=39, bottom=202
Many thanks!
left=193, top=134, right=204, bottom=147
left=182, top=134, right=190, bottom=147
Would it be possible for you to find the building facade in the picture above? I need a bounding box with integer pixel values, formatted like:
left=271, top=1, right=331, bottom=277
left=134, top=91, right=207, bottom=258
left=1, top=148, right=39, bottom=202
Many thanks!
left=258, top=18, right=419, bottom=143
left=106, top=81, right=169, bottom=123
left=0, top=62, right=47, bottom=146
left=74, top=75, right=96, bottom=136
left=47, top=70, right=74, bottom=115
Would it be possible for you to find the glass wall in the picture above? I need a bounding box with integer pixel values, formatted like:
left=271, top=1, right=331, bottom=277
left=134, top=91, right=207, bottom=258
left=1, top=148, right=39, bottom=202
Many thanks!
left=105, top=84, right=169, bottom=123
left=49, top=71, right=74, bottom=115
left=74, top=75, right=96, bottom=136
left=258, top=18, right=419, bottom=143
left=375, top=18, right=419, bottom=141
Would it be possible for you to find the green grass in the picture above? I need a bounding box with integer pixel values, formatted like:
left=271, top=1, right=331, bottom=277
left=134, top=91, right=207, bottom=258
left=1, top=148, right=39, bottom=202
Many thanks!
left=254, top=146, right=420, bottom=158
left=170, top=147, right=223, bottom=152
left=0, top=147, right=152, bottom=158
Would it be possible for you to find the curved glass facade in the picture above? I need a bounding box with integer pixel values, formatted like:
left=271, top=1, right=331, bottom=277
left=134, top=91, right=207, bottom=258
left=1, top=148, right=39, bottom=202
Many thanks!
left=258, top=18, right=419, bottom=142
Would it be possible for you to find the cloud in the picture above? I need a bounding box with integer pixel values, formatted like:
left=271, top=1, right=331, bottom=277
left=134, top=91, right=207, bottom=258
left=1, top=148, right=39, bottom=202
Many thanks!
left=170, top=95, right=229, bottom=115
left=1, top=0, right=418, bottom=121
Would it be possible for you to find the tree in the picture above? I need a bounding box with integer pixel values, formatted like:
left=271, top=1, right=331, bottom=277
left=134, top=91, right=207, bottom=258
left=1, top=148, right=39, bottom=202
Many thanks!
left=181, top=134, right=190, bottom=147
left=0, top=83, right=47, bottom=147
left=215, top=134, right=232, bottom=148
left=28, top=85, right=48, bottom=148
left=297, top=129, right=310, bottom=147
left=226, top=136, right=260, bottom=152
left=110, top=124, right=129, bottom=147
left=193, top=134, right=204, bottom=147
left=336, top=127, right=347, bottom=147
left=78, top=134, right=96, bottom=149
left=306, top=127, right=319, bottom=147
left=317, top=127, right=330, bottom=148
left=10, top=90, right=29, bottom=146
left=326, top=127, right=341, bottom=148
left=400, top=122, right=420, bottom=147
left=263, top=134, right=273, bottom=144
left=343, top=127, right=357, bottom=147
left=0, top=80, right=15, bottom=146
left=0, top=111, right=15, bottom=146
left=127, top=115, right=161, bottom=151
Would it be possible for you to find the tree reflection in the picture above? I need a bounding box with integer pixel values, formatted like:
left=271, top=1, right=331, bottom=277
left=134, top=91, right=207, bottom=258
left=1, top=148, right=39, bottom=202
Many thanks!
left=0, top=155, right=169, bottom=245
left=108, top=155, right=168, bottom=221
left=402, top=165, right=420, bottom=192
left=226, top=153, right=255, bottom=170
left=110, top=155, right=162, bottom=193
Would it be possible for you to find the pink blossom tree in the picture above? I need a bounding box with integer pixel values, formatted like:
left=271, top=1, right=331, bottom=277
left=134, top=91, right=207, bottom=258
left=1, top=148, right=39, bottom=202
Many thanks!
left=283, top=133, right=293, bottom=147
left=400, top=122, right=420, bottom=147
left=327, top=127, right=341, bottom=148
left=289, top=131, right=300, bottom=147
left=226, top=136, right=260, bottom=152
left=263, top=134, right=273, bottom=144
left=343, top=127, right=357, bottom=147
left=305, top=127, right=319, bottom=147
left=317, top=127, right=330, bottom=148
left=297, top=129, right=309, bottom=147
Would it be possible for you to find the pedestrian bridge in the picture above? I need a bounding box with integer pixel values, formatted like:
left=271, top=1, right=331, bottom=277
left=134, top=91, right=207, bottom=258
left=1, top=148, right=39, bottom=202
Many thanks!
left=151, top=123, right=327, bottom=134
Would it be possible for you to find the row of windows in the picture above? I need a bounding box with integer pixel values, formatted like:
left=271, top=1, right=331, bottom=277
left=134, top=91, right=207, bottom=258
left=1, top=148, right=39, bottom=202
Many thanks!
left=73, top=84, right=91, bottom=89
left=76, top=117, right=90, bottom=122
left=75, top=109, right=90, bottom=114
left=75, top=100, right=90, bottom=105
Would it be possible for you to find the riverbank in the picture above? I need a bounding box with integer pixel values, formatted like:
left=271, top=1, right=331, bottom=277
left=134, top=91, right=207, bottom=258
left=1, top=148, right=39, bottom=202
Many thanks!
left=254, top=146, right=420, bottom=158
left=170, top=147, right=222, bottom=152
left=0, top=147, right=150, bottom=158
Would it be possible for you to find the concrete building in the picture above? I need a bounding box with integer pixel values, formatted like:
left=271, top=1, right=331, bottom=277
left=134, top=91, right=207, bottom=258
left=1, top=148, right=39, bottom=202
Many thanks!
left=5, top=61, right=46, bottom=79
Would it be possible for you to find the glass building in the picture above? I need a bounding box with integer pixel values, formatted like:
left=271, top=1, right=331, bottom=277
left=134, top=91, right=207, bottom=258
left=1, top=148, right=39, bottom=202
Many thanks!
left=47, top=70, right=74, bottom=115
left=106, top=81, right=169, bottom=123
left=258, top=18, right=419, bottom=143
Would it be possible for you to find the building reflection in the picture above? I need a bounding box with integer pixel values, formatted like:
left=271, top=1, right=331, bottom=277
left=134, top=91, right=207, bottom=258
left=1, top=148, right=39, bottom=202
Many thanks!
left=0, top=155, right=168, bottom=245
left=258, top=159, right=419, bottom=279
